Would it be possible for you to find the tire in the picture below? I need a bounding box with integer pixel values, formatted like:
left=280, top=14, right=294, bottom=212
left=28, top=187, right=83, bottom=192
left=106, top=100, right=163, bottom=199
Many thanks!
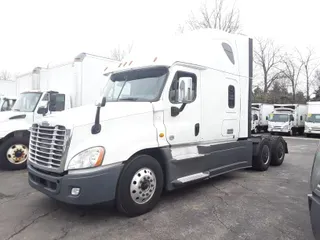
left=252, top=138, right=271, bottom=171
left=0, top=136, right=29, bottom=170
left=270, top=137, right=285, bottom=166
left=305, top=133, right=311, bottom=138
left=270, top=132, right=275, bottom=136
left=116, top=154, right=164, bottom=217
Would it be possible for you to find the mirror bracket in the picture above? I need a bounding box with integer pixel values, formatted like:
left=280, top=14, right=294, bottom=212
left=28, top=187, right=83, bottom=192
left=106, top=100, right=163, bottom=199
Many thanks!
left=171, top=103, right=187, bottom=117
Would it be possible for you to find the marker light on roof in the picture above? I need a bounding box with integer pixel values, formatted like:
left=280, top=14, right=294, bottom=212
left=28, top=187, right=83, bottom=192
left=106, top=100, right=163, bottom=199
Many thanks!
left=123, top=62, right=127, bottom=67
left=129, top=61, right=133, bottom=66
left=104, top=67, right=108, bottom=71
left=118, top=63, right=122, bottom=67
left=153, top=57, right=157, bottom=62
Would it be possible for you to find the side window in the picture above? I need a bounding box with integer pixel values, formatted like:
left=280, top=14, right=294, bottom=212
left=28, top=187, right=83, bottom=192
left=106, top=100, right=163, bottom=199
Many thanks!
left=266, top=116, right=268, bottom=120
left=169, top=71, right=197, bottom=104
left=49, top=94, right=65, bottom=112
left=228, top=85, right=235, bottom=108
left=1, top=100, right=8, bottom=111
left=300, top=115, right=303, bottom=121
left=42, top=93, right=49, bottom=101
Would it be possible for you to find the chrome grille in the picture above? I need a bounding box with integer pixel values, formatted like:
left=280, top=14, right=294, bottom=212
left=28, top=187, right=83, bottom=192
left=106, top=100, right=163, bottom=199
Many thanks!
left=29, top=123, right=67, bottom=169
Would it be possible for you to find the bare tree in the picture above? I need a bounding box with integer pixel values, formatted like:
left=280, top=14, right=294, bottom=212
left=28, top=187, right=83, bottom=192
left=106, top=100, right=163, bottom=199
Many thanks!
left=296, top=47, right=320, bottom=101
left=186, top=0, right=241, bottom=33
left=109, top=43, right=133, bottom=61
left=254, top=37, right=283, bottom=93
left=281, top=54, right=303, bottom=101
left=0, top=70, right=11, bottom=81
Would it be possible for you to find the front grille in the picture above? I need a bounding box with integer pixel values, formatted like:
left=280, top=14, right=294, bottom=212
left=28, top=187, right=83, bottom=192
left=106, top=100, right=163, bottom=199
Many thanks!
left=29, top=123, right=67, bottom=169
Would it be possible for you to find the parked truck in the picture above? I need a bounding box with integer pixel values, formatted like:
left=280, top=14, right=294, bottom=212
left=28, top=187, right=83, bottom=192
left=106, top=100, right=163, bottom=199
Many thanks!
left=251, top=103, right=274, bottom=133
left=27, top=29, right=288, bottom=217
left=0, top=95, right=17, bottom=112
left=0, top=53, right=119, bottom=170
left=251, top=107, right=259, bottom=133
left=0, top=79, right=17, bottom=96
left=305, top=101, right=320, bottom=137
left=268, top=104, right=307, bottom=136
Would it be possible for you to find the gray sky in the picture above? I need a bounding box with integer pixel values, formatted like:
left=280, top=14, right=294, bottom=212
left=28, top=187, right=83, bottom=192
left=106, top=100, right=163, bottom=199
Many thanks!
left=1, top=0, right=320, bottom=78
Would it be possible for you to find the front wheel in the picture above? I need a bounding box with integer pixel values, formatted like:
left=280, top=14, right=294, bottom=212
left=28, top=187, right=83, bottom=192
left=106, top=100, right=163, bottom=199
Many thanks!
left=116, top=154, right=164, bottom=217
left=252, top=138, right=271, bottom=171
left=0, top=136, right=29, bottom=170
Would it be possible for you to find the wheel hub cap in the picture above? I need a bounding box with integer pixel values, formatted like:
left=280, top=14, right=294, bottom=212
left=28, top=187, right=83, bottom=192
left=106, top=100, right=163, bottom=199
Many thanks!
left=130, top=168, right=156, bottom=204
left=7, top=144, right=29, bottom=164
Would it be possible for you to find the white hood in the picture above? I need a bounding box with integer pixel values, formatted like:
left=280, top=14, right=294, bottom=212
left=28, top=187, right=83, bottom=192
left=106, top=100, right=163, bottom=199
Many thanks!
left=38, top=102, right=154, bottom=129
left=0, top=110, right=31, bottom=123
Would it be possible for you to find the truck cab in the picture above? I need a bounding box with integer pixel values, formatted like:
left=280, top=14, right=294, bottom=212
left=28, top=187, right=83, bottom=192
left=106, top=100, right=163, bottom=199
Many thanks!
left=0, top=96, right=17, bottom=112
left=0, top=90, right=69, bottom=170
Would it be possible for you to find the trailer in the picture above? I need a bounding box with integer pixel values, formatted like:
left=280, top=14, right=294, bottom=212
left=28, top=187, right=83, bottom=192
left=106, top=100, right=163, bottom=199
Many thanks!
left=0, top=53, right=119, bottom=170
left=305, top=101, right=320, bottom=137
left=0, top=80, right=17, bottom=96
left=268, top=104, right=308, bottom=136
left=27, top=29, right=288, bottom=217
left=251, top=103, right=274, bottom=133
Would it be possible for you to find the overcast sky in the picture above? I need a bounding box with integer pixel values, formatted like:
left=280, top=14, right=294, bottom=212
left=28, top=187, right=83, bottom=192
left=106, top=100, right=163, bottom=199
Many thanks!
left=1, top=0, right=320, bottom=78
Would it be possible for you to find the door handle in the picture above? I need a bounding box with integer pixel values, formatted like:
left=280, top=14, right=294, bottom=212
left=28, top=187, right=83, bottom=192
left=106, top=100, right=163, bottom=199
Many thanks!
left=195, top=123, right=200, bottom=136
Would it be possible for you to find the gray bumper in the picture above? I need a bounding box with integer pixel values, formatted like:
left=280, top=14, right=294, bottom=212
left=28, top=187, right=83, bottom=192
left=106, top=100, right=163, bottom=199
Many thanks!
left=28, top=163, right=123, bottom=205
left=308, top=193, right=320, bottom=240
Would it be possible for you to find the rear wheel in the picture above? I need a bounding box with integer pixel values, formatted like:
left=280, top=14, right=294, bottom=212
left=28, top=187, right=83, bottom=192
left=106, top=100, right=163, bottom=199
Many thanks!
left=252, top=138, right=271, bottom=171
left=0, top=136, right=29, bottom=170
left=116, top=154, right=164, bottom=217
left=270, top=137, right=285, bottom=166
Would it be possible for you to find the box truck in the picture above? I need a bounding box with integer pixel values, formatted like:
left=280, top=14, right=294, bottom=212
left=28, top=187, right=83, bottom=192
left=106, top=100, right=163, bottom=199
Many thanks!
left=0, top=79, right=17, bottom=96
left=27, top=29, right=288, bottom=217
left=305, top=101, right=320, bottom=137
left=268, top=104, right=308, bottom=135
left=251, top=103, right=274, bottom=133
left=0, top=53, right=119, bottom=170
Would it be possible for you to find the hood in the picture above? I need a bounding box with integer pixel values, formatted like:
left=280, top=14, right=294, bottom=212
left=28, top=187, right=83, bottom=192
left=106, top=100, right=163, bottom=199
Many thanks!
left=38, top=102, right=154, bottom=129
left=0, top=110, right=29, bottom=123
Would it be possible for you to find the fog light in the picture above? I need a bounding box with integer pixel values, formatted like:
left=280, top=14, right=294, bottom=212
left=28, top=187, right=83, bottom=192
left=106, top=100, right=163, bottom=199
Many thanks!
left=71, top=187, right=80, bottom=196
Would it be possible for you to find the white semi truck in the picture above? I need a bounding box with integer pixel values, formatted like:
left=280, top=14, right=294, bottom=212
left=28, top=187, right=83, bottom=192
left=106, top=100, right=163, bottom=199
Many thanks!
left=251, top=103, right=274, bottom=133
left=0, top=53, right=119, bottom=170
left=305, top=101, right=320, bottom=137
left=27, top=29, right=288, bottom=217
left=268, top=104, right=308, bottom=136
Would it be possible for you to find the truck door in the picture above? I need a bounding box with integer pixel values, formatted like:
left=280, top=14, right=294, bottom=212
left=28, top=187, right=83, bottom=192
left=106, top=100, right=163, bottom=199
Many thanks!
left=162, top=66, right=201, bottom=146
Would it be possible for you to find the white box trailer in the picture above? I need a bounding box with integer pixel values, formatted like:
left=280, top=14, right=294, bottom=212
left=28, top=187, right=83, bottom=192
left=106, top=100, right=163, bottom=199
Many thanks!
left=251, top=103, right=274, bottom=133
left=0, top=53, right=119, bottom=170
left=305, top=101, right=320, bottom=137
left=0, top=80, right=17, bottom=96
left=268, top=104, right=308, bottom=135
left=27, top=29, right=289, bottom=217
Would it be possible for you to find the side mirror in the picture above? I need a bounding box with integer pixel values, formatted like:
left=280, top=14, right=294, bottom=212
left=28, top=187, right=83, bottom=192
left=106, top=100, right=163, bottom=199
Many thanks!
left=254, top=115, right=258, bottom=121
left=177, top=77, right=194, bottom=103
left=37, top=106, right=48, bottom=115
left=290, top=115, right=294, bottom=121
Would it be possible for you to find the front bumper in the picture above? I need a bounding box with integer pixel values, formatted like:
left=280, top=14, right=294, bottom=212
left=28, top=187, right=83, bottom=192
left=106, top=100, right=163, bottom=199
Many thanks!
left=28, top=163, right=123, bottom=205
left=308, top=193, right=320, bottom=240
left=268, top=128, right=288, bottom=133
left=305, top=130, right=320, bottom=135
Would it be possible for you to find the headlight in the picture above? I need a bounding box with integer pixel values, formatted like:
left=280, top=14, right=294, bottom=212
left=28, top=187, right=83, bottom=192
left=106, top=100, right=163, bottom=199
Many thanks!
left=311, top=145, right=320, bottom=192
left=282, top=125, right=288, bottom=130
left=68, top=147, right=105, bottom=170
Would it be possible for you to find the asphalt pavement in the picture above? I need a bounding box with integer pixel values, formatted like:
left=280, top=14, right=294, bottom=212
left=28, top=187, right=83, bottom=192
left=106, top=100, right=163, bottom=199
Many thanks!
left=0, top=137, right=319, bottom=240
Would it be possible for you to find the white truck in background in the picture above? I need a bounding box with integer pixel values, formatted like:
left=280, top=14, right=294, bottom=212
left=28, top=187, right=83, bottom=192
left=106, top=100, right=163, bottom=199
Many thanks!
left=0, top=96, right=17, bottom=112
left=305, top=101, right=320, bottom=137
left=28, top=29, right=288, bottom=217
left=0, top=79, right=17, bottom=96
left=251, top=103, right=274, bottom=133
left=0, top=53, right=119, bottom=170
left=268, top=104, right=307, bottom=136
left=251, top=107, right=259, bottom=133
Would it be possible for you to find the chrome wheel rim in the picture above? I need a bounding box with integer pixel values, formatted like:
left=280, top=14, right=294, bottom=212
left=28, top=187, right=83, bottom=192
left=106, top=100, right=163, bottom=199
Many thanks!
left=6, top=144, right=29, bottom=164
left=130, top=168, right=156, bottom=204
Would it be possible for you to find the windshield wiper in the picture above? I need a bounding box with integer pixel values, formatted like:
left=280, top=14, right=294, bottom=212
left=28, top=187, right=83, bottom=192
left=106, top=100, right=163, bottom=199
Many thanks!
left=13, top=109, right=20, bottom=111
left=118, top=97, right=140, bottom=101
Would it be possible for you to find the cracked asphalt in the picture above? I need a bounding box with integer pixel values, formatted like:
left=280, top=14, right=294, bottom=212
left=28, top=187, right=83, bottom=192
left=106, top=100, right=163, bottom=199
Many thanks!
left=0, top=137, right=318, bottom=240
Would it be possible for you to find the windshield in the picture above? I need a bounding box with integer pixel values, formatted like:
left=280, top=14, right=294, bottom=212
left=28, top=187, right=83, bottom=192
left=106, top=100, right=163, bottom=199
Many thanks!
left=269, top=114, right=289, bottom=122
left=102, top=66, right=168, bottom=102
left=307, top=114, right=320, bottom=123
left=12, top=92, right=42, bottom=112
